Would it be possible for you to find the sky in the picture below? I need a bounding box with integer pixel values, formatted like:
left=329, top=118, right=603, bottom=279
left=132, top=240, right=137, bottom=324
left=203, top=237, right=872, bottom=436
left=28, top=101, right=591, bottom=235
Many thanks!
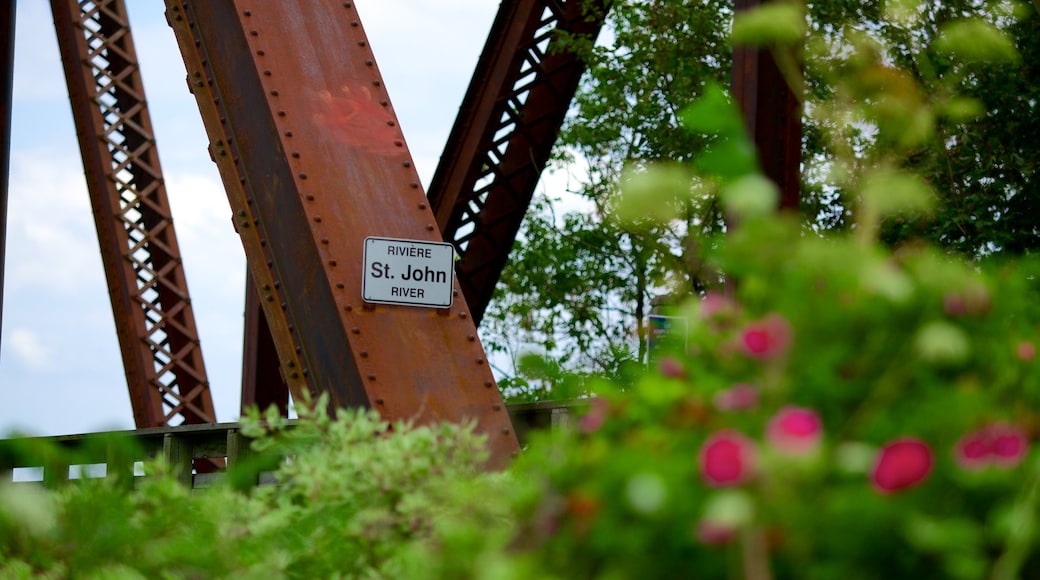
left=0, top=1, right=508, bottom=436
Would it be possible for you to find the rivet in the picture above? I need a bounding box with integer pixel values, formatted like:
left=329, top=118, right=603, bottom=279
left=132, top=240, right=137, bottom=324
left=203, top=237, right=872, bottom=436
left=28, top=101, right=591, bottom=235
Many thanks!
left=256, top=49, right=265, bottom=56
left=237, top=210, right=246, bottom=217
left=368, top=374, right=376, bottom=380
left=360, top=351, right=368, bottom=358
left=344, top=2, right=352, bottom=7
left=321, top=237, right=330, bottom=244
left=299, top=172, right=307, bottom=179
left=403, top=161, right=411, bottom=168
left=329, top=260, right=337, bottom=267
left=476, top=357, right=485, bottom=365
left=265, top=296, right=274, bottom=302
left=336, top=282, right=345, bottom=288
left=410, top=182, right=419, bottom=189
left=358, top=40, right=366, bottom=47
left=484, top=380, right=493, bottom=388
left=418, top=202, right=427, bottom=210
left=306, top=194, right=315, bottom=201
left=314, top=216, right=322, bottom=223
left=344, top=304, right=353, bottom=311
left=288, top=324, right=295, bottom=332
left=468, top=334, right=476, bottom=341
left=285, top=131, right=293, bottom=137
left=502, top=428, right=511, bottom=435
left=295, top=346, right=302, bottom=353
left=351, top=20, right=359, bottom=27
left=365, top=59, right=373, bottom=66
left=352, top=327, right=360, bottom=334
left=291, top=372, right=299, bottom=379
left=273, top=281, right=280, bottom=289
left=250, top=29, right=258, bottom=36
left=380, top=100, right=388, bottom=107
left=459, top=312, right=468, bottom=319
left=453, top=290, right=459, bottom=297
left=302, top=369, right=309, bottom=377
left=387, top=120, right=395, bottom=127
left=287, top=361, right=296, bottom=368
left=193, top=71, right=201, bottom=78
left=270, top=90, right=279, bottom=96
left=493, top=404, right=501, bottom=411
left=373, top=80, right=381, bottom=87
left=426, top=224, right=434, bottom=231
left=262, top=284, right=271, bottom=290
left=394, top=140, right=403, bottom=147
left=280, top=302, right=287, bottom=310
left=243, top=9, right=251, bottom=16
left=278, top=110, right=286, bottom=117
left=292, top=152, right=300, bottom=158
left=376, top=398, right=384, bottom=404
left=264, top=70, right=272, bottom=76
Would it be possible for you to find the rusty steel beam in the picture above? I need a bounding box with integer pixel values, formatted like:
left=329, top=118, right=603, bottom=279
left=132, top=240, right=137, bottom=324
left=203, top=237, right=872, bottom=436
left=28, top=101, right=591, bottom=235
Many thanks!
left=240, top=275, right=288, bottom=417
left=52, top=0, right=216, bottom=427
left=427, top=0, right=610, bottom=324
left=165, top=0, right=519, bottom=466
left=732, top=0, right=802, bottom=209
left=0, top=0, right=13, bottom=354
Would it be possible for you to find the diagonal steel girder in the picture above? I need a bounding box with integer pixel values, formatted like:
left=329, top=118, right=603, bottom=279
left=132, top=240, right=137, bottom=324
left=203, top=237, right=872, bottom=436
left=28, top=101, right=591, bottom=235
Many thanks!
left=427, top=0, right=610, bottom=325
left=52, top=0, right=216, bottom=427
left=165, top=0, right=519, bottom=466
left=732, top=0, right=802, bottom=209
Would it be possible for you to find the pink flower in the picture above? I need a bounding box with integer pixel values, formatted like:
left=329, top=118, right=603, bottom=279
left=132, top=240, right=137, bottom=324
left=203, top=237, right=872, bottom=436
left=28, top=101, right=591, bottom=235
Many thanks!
left=739, top=313, right=792, bottom=359
left=579, top=397, right=610, bottom=434
left=766, top=406, right=823, bottom=455
left=954, top=423, right=1029, bottom=470
left=714, top=383, right=759, bottom=412
left=658, top=356, right=687, bottom=379
left=701, top=292, right=739, bottom=319
left=695, top=518, right=737, bottom=545
left=954, top=430, right=991, bottom=471
left=871, top=438, right=934, bottom=494
left=1017, top=341, right=1036, bottom=362
left=699, top=430, right=757, bottom=487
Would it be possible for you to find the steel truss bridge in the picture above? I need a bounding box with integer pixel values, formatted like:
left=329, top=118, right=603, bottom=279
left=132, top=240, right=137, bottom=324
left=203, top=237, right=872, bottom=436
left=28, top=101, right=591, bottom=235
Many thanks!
left=0, top=0, right=798, bottom=471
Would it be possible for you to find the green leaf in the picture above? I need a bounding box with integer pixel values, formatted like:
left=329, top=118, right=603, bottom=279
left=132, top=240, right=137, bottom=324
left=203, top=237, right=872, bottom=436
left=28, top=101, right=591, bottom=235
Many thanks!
left=720, top=173, right=778, bottom=218
left=731, top=3, right=805, bottom=46
left=860, top=168, right=934, bottom=217
left=680, top=83, right=745, bottom=135
left=613, top=162, right=693, bottom=225
left=933, top=20, right=1020, bottom=64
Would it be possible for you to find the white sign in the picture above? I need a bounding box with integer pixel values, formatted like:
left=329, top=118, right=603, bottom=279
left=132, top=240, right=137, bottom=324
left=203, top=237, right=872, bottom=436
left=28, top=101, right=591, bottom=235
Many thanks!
left=362, top=236, right=455, bottom=308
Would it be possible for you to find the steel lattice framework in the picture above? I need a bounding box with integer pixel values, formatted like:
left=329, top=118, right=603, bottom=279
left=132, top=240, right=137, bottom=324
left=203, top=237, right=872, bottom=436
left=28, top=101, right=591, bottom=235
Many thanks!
left=51, top=0, right=216, bottom=427
left=428, top=0, right=610, bottom=324
left=0, top=0, right=800, bottom=468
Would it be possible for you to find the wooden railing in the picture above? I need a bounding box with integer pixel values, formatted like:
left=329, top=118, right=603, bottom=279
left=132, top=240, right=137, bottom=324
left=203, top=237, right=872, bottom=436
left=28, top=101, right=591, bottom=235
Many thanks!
left=0, top=400, right=585, bottom=489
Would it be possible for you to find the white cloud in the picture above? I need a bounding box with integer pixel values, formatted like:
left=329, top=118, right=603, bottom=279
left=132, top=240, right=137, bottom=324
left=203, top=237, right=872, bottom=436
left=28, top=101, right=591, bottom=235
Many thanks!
left=6, top=328, right=47, bottom=369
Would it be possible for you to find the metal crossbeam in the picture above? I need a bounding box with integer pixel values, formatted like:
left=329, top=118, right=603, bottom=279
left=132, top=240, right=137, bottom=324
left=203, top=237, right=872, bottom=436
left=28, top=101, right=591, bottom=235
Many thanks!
left=427, top=0, right=610, bottom=324
left=51, top=0, right=216, bottom=427
left=732, top=0, right=802, bottom=209
left=165, top=0, right=518, bottom=466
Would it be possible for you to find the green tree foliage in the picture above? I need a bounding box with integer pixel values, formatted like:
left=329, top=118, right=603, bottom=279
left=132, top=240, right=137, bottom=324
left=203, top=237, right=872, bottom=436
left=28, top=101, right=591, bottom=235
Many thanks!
left=484, top=0, right=1040, bottom=391
left=483, top=1, right=733, bottom=382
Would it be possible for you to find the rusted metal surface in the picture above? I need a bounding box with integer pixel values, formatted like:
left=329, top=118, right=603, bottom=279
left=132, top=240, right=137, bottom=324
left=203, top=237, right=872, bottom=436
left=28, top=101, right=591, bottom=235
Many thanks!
left=0, top=0, right=13, bottom=353
left=732, top=0, right=802, bottom=209
left=240, top=276, right=288, bottom=416
left=165, top=0, right=519, bottom=466
left=427, top=0, right=610, bottom=324
left=51, top=0, right=216, bottom=427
